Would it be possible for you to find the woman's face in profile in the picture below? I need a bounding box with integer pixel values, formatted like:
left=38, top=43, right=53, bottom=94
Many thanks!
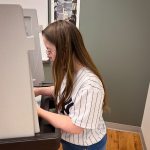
left=43, top=36, right=56, bottom=63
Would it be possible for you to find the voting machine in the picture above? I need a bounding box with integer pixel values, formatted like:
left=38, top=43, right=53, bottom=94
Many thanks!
left=0, top=4, right=61, bottom=150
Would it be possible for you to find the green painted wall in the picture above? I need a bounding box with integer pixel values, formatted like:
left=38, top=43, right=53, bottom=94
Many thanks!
left=43, top=0, right=150, bottom=126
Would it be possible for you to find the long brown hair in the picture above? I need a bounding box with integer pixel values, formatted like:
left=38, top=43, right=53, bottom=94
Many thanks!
left=42, top=20, right=109, bottom=112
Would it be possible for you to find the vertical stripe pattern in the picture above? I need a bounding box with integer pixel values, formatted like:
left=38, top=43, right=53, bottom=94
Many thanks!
left=58, top=67, right=106, bottom=146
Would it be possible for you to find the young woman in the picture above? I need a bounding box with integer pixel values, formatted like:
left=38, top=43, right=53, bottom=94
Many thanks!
left=34, top=20, right=109, bottom=150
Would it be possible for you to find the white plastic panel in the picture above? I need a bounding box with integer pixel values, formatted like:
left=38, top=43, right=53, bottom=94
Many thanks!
left=0, top=4, right=39, bottom=139
left=23, top=9, right=45, bottom=86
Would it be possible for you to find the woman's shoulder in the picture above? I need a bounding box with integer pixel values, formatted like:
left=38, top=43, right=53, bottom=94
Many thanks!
left=74, top=67, right=104, bottom=93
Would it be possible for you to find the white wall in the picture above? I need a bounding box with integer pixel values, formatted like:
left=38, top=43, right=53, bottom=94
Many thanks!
left=141, top=83, right=150, bottom=150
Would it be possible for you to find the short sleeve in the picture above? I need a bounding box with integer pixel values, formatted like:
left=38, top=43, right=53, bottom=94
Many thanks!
left=69, top=89, right=104, bottom=129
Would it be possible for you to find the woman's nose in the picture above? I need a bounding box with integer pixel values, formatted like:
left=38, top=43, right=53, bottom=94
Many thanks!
left=47, top=54, right=50, bottom=58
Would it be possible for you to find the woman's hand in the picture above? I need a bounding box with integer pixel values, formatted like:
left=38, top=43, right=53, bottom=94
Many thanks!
left=34, top=86, right=55, bottom=97
left=34, top=88, right=39, bottom=97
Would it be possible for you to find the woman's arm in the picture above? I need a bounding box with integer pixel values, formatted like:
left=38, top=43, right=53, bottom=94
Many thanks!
left=37, top=106, right=84, bottom=134
left=34, top=86, right=54, bottom=97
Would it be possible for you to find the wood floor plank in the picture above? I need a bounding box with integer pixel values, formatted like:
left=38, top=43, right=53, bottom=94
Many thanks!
left=134, top=133, right=143, bottom=150
left=119, top=131, right=128, bottom=150
left=106, top=129, right=110, bottom=149
left=112, top=129, right=119, bottom=150
left=126, top=132, right=135, bottom=150
left=106, top=129, right=119, bottom=150
left=106, top=129, right=112, bottom=150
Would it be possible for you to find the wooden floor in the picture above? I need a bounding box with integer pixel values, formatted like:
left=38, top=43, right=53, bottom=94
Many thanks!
left=58, top=129, right=143, bottom=150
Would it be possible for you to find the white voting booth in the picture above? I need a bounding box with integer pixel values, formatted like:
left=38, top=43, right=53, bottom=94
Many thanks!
left=0, top=4, right=60, bottom=150
left=0, top=4, right=40, bottom=139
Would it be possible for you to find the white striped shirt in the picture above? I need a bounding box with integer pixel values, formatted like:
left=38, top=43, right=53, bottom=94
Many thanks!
left=58, top=67, right=106, bottom=146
